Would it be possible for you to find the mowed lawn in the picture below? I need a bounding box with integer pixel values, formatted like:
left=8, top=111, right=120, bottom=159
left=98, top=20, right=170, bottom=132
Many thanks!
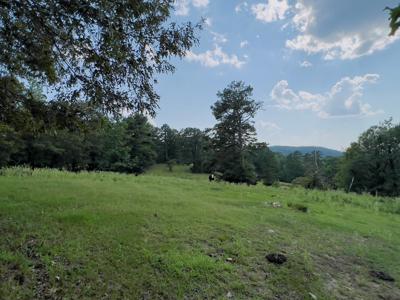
left=1, top=166, right=400, bottom=299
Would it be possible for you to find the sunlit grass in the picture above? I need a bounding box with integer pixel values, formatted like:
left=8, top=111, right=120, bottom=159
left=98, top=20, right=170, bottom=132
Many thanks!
left=1, top=166, right=399, bottom=299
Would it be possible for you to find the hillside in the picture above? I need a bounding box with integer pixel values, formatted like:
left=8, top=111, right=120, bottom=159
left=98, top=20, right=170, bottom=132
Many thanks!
left=0, top=165, right=399, bottom=299
left=270, top=146, right=343, bottom=157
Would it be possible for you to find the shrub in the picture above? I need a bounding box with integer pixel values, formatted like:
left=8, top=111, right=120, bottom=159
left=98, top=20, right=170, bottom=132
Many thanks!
left=292, top=176, right=313, bottom=188
left=287, top=202, right=308, bottom=213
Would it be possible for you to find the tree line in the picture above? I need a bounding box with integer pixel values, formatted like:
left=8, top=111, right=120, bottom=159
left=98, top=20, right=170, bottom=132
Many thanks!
left=1, top=1, right=399, bottom=195
left=1, top=80, right=399, bottom=196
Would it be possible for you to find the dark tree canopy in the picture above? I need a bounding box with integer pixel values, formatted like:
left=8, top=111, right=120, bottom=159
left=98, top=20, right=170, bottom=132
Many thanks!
left=0, top=0, right=200, bottom=116
left=212, top=81, right=261, bottom=151
left=211, top=81, right=262, bottom=184
left=125, top=114, right=157, bottom=174
left=249, top=142, right=279, bottom=185
left=178, top=127, right=209, bottom=173
left=155, top=124, right=178, bottom=162
left=337, top=119, right=400, bottom=196
left=284, top=151, right=305, bottom=182
left=386, top=4, right=400, bottom=36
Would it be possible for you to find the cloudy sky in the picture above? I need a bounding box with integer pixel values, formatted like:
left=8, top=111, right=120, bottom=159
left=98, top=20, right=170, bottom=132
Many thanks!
left=154, top=0, right=400, bottom=151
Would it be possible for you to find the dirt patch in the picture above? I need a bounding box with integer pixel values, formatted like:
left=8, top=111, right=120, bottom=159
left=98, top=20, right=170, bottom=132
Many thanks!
left=21, top=235, right=60, bottom=300
left=287, top=202, right=308, bottom=213
left=370, top=270, right=395, bottom=282
left=2, top=262, right=26, bottom=287
left=313, top=253, right=400, bottom=300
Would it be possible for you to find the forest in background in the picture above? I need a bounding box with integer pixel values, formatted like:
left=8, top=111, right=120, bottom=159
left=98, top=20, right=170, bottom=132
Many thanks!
left=1, top=2, right=400, bottom=196
left=1, top=79, right=399, bottom=197
left=1, top=2, right=400, bottom=299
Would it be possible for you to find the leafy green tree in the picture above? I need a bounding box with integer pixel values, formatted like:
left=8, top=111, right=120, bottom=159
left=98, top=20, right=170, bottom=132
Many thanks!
left=303, top=151, right=322, bottom=176
left=321, top=156, right=340, bottom=188
left=0, top=77, right=22, bottom=123
left=0, top=76, right=35, bottom=131
left=0, top=1, right=200, bottom=115
left=155, top=124, right=178, bottom=163
left=22, top=130, right=86, bottom=171
left=52, top=130, right=87, bottom=171
left=386, top=4, right=400, bottom=35
left=0, top=124, right=21, bottom=167
left=303, top=151, right=325, bottom=189
left=99, top=122, right=131, bottom=172
left=178, top=128, right=209, bottom=173
left=84, top=127, right=108, bottom=171
left=124, top=114, right=157, bottom=174
left=211, top=81, right=262, bottom=184
left=283, top=151, right=305, bottom=182
left=0, top=80, right=52, bottom=169
left=23, top=132, right=61, bottom=169
left=0, top=75, right=161, bottom=173
left=249, top=143, right=279, bottom=185
left=274, top=152, right=287, bottom=181
left=336, top=142, right=372, bottom=193
left=337, top=120, right=400, bottom=196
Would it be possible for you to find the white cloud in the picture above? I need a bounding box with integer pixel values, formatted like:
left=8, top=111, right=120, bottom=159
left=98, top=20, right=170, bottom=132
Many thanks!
left=185, top=45, right=246, bottom=69
left=258, top=120, right=281, bottom=131
left=251, top=0, right=290, bottom=23
left=270, top=74, right=382, bottom=118
left=174, top=0, right=209, bottom=16
left=292, top=2, right=314, bottom=32
left=240, top=40, right=249, bottom=48
left=174, top=0, right=190, bottom=16
left=211, top=31, right=228, bottom=44
left=257, top=121, right=282, bottom=140
left=286, top=0, right=399, bottom=60
left=192, top=0, right=209, bottom=8
left=235, top=1, right=248, bottom=13
left=286, top=30, right=399, bottom=60
left=300, top=60, right=312, bottom=67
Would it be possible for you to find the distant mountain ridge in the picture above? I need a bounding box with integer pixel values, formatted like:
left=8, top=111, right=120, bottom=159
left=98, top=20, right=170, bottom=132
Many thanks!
left=269, top=146, right=343, bottom=157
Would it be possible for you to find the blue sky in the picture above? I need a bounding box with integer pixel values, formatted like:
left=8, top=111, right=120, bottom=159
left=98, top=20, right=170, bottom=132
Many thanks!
left=153, top=0, right=400, bottom=151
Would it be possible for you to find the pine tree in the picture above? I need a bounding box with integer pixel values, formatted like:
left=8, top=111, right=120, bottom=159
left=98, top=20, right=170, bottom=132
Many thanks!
left=211, top=81, right=262, bottom=184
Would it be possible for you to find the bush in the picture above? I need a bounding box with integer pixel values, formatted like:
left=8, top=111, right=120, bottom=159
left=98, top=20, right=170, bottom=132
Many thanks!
left=166, top=159, right=177, bottom=172
left=292, top=174, right=325, bottom=189
left=292, top=176, right=313, bottom=188
left=287, top=202, right=308, bottom=213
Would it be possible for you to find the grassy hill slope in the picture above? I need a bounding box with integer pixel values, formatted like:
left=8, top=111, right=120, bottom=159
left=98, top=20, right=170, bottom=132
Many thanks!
left=1, top=165, right=399, bottom=299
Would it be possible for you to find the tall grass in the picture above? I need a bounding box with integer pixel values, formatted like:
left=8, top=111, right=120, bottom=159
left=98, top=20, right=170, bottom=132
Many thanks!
left=2, top=165, right=399, bottom=214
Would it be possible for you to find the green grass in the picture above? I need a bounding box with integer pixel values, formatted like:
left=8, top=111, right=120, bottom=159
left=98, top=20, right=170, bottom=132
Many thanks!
left=1, top=165, right=399, bottom=299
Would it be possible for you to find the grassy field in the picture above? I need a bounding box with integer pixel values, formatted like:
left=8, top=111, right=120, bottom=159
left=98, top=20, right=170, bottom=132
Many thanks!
left=1, top=165, right=400, bottom=299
